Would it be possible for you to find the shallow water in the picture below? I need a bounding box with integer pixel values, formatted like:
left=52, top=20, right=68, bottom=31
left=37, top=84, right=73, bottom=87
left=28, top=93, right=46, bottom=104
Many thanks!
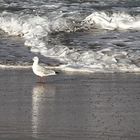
left=0, top=70, right=140, bottom=140
left=0, top=0, right=140, bottom=72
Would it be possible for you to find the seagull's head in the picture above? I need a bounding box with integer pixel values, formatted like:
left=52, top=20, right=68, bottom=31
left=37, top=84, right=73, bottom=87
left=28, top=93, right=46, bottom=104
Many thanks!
left=33, top=56, right=39, bottom=63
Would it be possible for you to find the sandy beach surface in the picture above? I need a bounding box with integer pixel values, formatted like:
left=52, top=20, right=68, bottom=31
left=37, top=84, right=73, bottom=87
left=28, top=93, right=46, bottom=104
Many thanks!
left=0, top=69, right=140, bottom=140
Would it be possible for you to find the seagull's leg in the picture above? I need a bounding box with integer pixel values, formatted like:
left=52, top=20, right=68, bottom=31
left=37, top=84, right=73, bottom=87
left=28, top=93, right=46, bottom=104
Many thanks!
left=42, top=77, right=46, bottom=83
left=41, top=77, right=44, bottom=83
left=40, top=77, right=46, bottom=83
left=41, top=77, right=43, bottom=83
left=37, top=76, right=46, bottom=83
left=40, top=77, right=42, bottom=83
left=37, top=76, right=42, bottom=83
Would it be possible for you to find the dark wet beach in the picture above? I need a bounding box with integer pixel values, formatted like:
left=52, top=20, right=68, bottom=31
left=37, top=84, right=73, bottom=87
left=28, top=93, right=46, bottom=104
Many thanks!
left=0, top=69, right=140, bottom=140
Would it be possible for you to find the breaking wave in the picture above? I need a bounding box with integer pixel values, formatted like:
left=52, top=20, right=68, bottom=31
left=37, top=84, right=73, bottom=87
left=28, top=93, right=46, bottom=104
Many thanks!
left=0, top=11, right=140, bottom=73
left=83, top=12, right=140, bottom=30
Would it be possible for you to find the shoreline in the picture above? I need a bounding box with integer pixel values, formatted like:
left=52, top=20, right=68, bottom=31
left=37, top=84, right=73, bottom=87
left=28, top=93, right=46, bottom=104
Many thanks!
left=0, top=64, right=140, bottom=75
left=0, top=64, right=32, bottom=69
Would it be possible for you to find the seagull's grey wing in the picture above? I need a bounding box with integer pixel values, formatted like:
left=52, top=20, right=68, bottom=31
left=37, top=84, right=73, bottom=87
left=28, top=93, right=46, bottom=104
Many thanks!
left=37, top=65, right=55, bottom=75
left=44, top=69, right=56, bottom=75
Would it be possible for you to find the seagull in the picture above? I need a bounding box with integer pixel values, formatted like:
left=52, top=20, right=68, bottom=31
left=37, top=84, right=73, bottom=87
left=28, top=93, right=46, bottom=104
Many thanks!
left=32, top=56, right=56, bottom=82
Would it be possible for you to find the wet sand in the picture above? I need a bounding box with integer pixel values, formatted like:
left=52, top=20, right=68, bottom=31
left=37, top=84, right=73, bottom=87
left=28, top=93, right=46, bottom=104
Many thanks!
left=0, top=69, right=140, bottom=140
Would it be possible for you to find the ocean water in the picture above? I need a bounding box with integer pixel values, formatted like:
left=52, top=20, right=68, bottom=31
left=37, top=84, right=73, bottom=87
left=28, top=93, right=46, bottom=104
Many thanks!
left=0, top=0, right=140, bottom=72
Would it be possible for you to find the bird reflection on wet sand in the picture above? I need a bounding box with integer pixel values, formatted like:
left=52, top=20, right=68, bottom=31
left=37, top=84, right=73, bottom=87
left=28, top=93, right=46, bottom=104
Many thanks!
left=31, top=82, right=94, bottom=140
left=32, top=83, right=56, bottom=139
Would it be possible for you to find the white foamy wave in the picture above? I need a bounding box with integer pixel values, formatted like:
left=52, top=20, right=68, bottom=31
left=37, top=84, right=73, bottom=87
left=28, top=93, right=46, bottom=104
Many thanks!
left=0, top=11, right=72, bottom=37
left=83, top=12, right=140, bottom=30
left=40, top=44, right=140, bottom=73
left=0, top=11, right=140, bottom=73
left=0, top=11, right=73, bottom=51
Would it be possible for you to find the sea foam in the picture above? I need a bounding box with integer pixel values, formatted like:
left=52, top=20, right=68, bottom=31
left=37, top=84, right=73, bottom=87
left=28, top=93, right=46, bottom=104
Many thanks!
left=0, top=11, right=140, bottom=73
left=83, top=12, right=140, bottom=30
